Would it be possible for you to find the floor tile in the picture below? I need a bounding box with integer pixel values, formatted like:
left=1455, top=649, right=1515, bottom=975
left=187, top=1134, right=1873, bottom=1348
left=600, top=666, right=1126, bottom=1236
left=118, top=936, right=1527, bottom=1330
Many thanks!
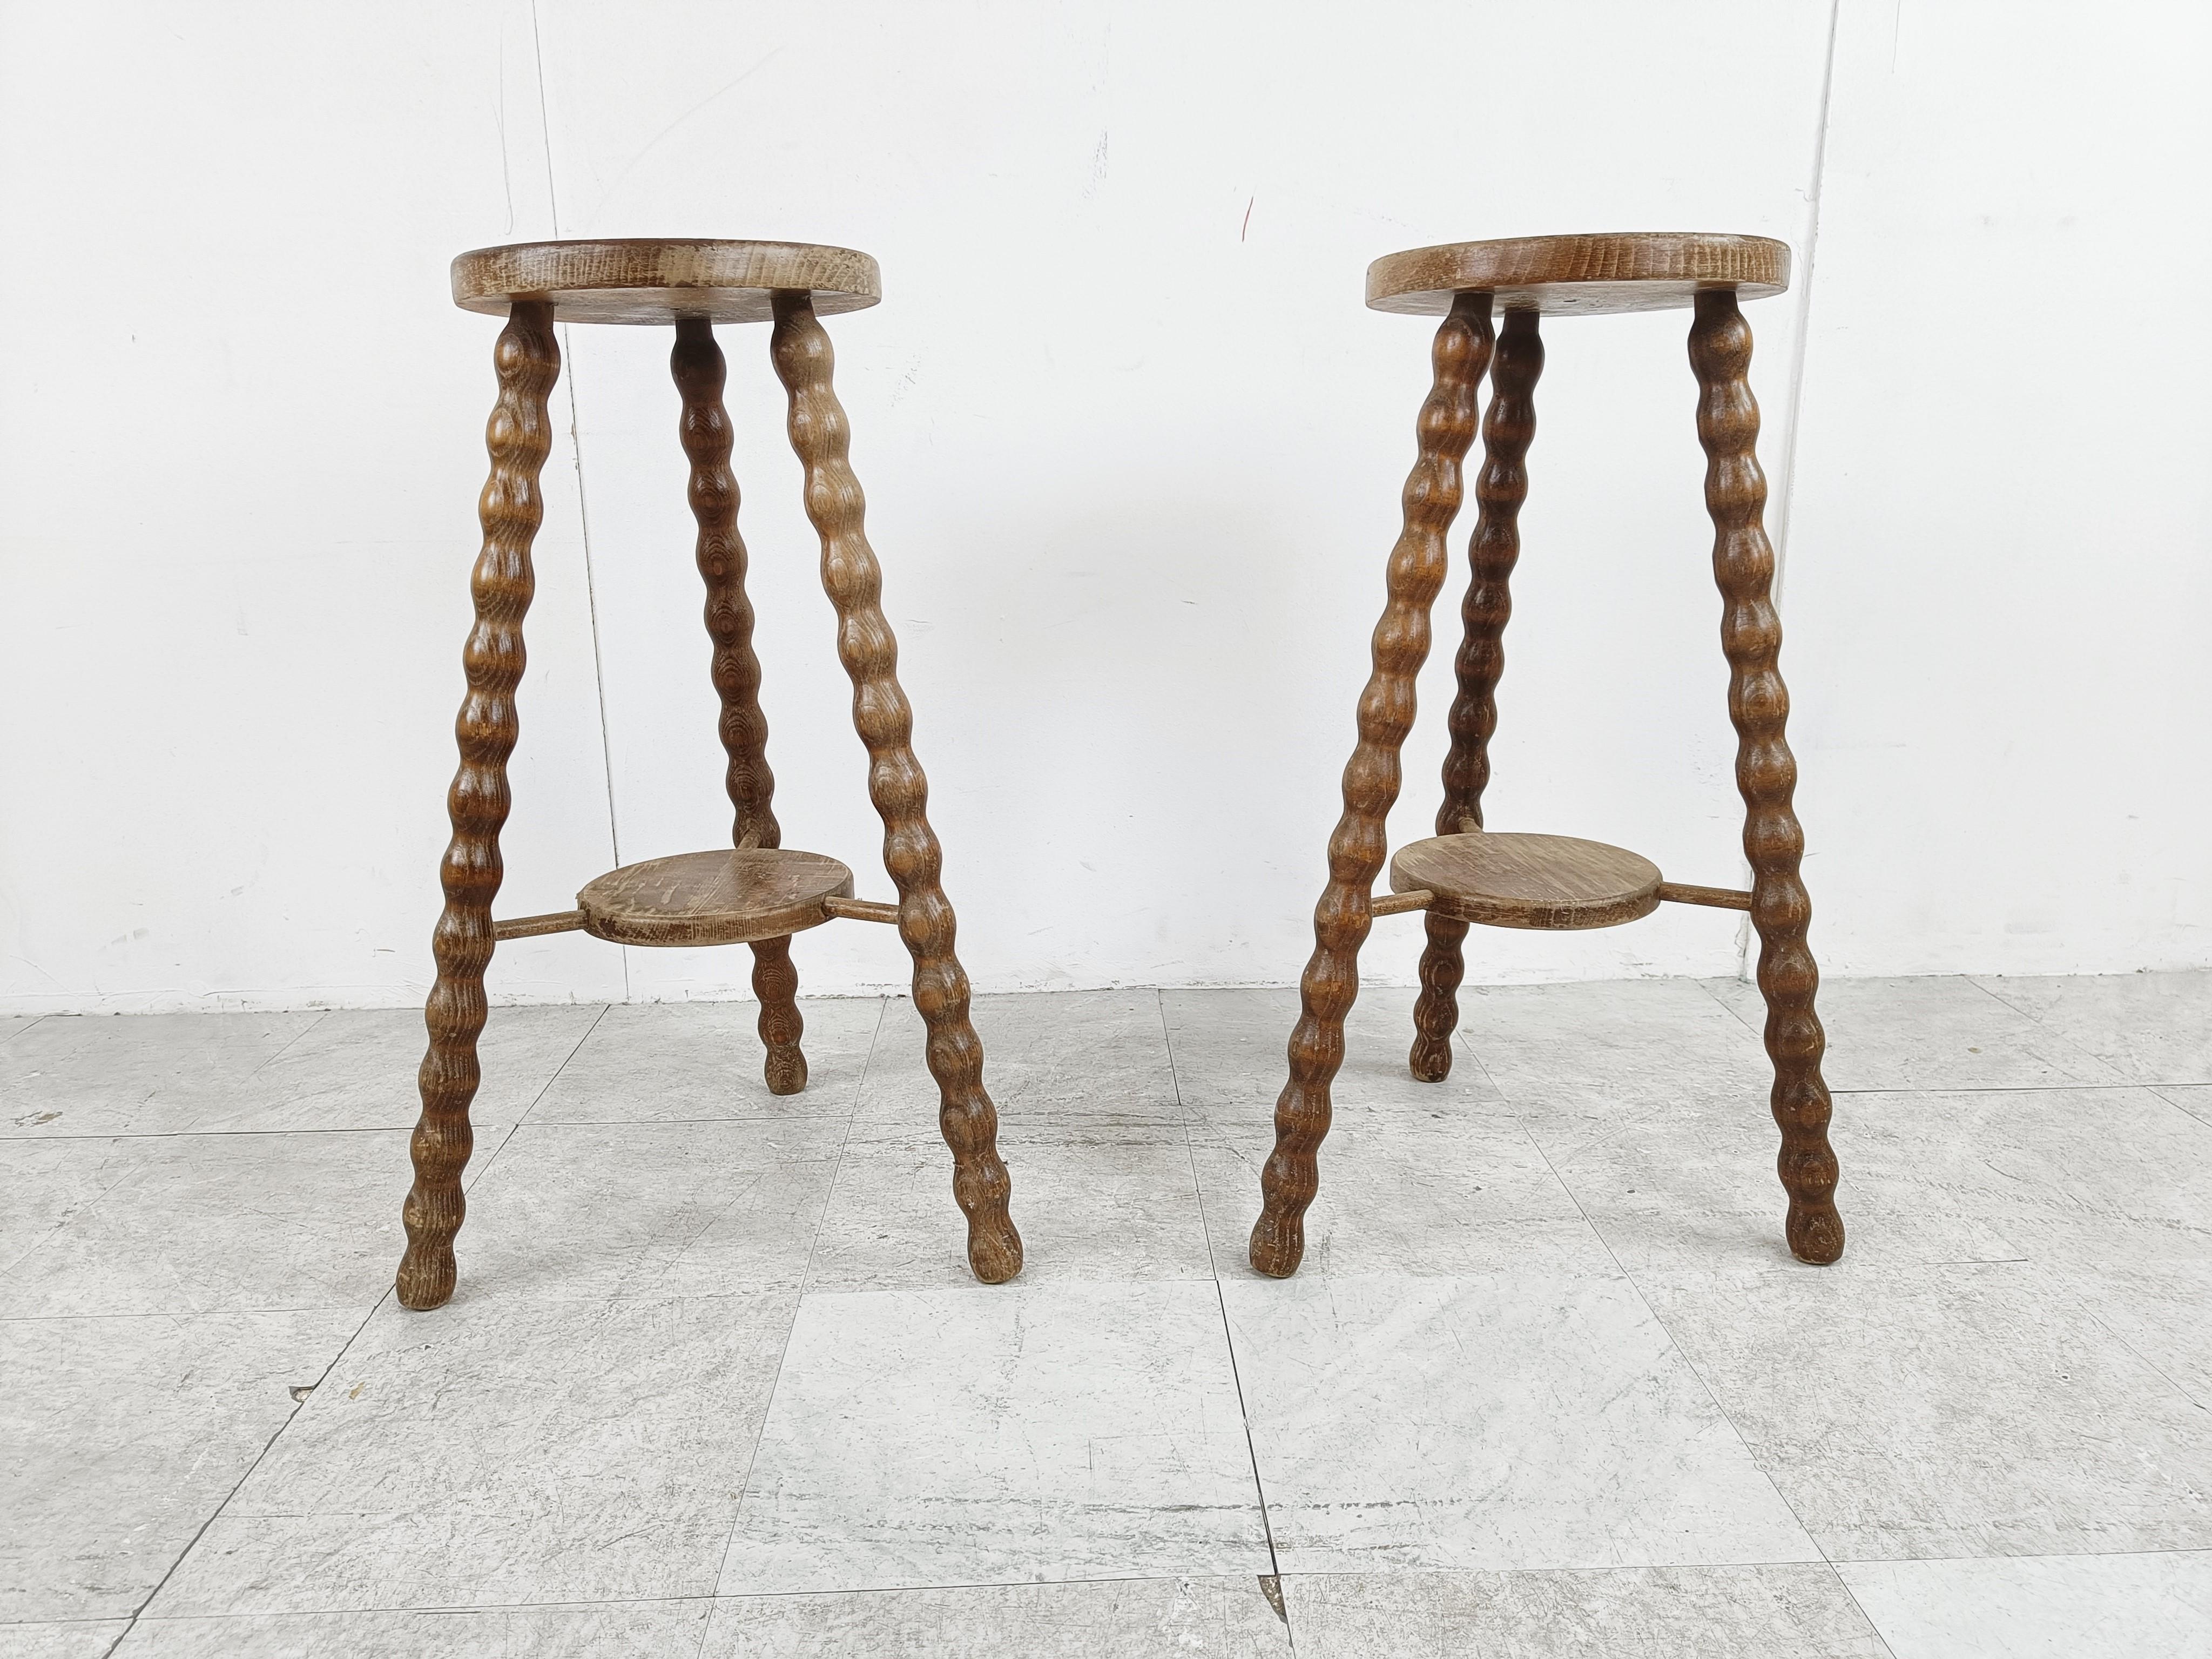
left=1282, top=1563, right=1888, bottom=1658
left=221, top=1004, right=605, bottom=1132
left=2038, top=1256, right=2212, bottom=1410
left=0, top=1129, right=425, bottom=1317
left=1704, top=975, right=2124, bottom=1092
left=148, top=1290, right=797, bottom=1615
left=1186, top=1105, right=1587, bottom=1280
left=0, top=1310, right=361, bottom=1621
left=1646, top=1260, right=2212, bottom=1560
left=2160, top=1084, right=2212, bottom=1128
left=0, top=1621, right=135, bottom=1658
left=1974, top=971, right=2212, bottom=1087
left=1838, top=1550, right=2212, bottom=1658
left=1467, top=979, right=1774, bottom=1111
left=1163, top=987, right=1509, bottom=1132
left=702, top=1576, right=1292, bottom=1657
left=460, top=1118, right=846, bottom=1299
left=528, top=998, right=881, bottom=1124
left=1222, top=1270, right=1817, bottom=1573
left=805, top=1124, right=1211, bottom=1291
left=110, top=1600, right=715, bottom=1657
left=3, top=1011, right=327, bottom=1138
left=718, top=1282, right=1271, bottom=1593
left=859, top=990, right=1183, bottom=1131
left=1563, top=1084, right=2212, bottom=1287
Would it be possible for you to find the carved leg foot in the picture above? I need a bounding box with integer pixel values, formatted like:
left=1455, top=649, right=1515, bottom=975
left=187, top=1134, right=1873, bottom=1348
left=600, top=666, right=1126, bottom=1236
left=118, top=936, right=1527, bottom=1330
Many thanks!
left=1251, top=294, right=1492, bottom=1277
left=397, top=301, right=559, bottom=1311
left=673, top=316, right=813, bottom=1097
left=770, top=292, right=1021, bottom=1284
left=1408, top=307, right=1541, bottom=1083
left=751, top=935, right=808, bottom=1095
left=1691, top=288, right=1844, bottom=1266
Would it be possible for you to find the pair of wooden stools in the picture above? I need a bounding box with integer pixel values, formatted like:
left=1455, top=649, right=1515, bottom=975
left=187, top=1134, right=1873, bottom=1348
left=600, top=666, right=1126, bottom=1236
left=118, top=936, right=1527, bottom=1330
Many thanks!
left=396, top=233, right=1843, bottom=1311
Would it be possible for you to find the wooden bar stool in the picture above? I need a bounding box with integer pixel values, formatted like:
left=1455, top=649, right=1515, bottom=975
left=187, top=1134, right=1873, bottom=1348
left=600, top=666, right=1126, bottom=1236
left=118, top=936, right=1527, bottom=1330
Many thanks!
left=395, top=239, right=1022, bottom=1310
left=1248, top=232, right=1844, bottom=1278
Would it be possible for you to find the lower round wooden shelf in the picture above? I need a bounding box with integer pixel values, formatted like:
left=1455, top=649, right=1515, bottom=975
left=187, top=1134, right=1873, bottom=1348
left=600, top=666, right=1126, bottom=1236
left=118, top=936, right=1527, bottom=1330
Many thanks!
left=1390, top=832, right=1662, bottom=930
left=576, top=849, right=854, bottom=947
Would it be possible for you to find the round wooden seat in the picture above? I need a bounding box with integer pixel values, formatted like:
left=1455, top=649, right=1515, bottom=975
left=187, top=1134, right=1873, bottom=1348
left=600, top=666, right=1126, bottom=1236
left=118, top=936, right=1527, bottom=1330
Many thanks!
left=1391, top=832, right=1662, bottom=930
left=1366, top=232, right=1788, bottom=318
left=450, top=239, right=880, bottom=326
left=576, top=848, right=854, bottom=947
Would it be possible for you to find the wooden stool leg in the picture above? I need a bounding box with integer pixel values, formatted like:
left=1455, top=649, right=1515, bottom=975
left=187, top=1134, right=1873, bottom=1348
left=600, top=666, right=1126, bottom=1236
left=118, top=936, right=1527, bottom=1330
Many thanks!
left=1410, top=308, right=1543, bottom=1082
left=1249, top=294, right=1492, bottom=1278
left=396, top=302, right=561, bottom=1311
left=767, top=291, right=1022, bottom=1284
left=1689, top=289, right=1845, bottom=1266
left=673, top=318, right=808, bottom=1096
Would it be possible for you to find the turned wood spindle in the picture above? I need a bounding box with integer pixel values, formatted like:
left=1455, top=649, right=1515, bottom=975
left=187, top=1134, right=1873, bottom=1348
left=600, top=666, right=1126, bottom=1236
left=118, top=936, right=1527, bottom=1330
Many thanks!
left=769, top=290, right=1023, bottom=1285
left=397, top=301, right=560, bottom=1312
left=1409, top=306, right=1542, bottom=1083
left=1690, top=287, right=1844, bottom=1265
left=1247, top=292, right=1492, bottom=1280
left=1262, top=233, right=1844, bottom=1277
left=673, top=317, right=809, bottom=1096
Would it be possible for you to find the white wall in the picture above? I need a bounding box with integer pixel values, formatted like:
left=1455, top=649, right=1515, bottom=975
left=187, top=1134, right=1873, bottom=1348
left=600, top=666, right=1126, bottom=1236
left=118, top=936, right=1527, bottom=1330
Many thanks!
left=1, top=0, right=2204, bottom=1015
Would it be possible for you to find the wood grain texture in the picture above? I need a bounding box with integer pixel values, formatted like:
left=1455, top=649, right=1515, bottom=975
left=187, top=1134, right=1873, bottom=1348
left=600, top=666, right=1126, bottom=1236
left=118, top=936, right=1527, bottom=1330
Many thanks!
left=397, top=302, right=559, bottom=1312
left=1690, top=287, right=1844, bottom=1266
left=770, top=290, right=1022, bottom=1285
left=1369, top=889, right=1434, bottom=917
left=1656, top=881, right=1754, bottom=911
left=823, top=895, right=903, bottom=925
left=492, top=909, right=585, bottom=940
left=1411, top=307, right=1543, bottom=1082
left=1249, top=293, right=1492, bottom=1279
left=576, top=848, right=852, bottom=946
left=674, top=316, right=808, bottom=1094
left=1391, top=832, right=1662, bottom=930
left=1367, top=232, right=1789, bottom=318
left=452, top=239, right=880, bottom=326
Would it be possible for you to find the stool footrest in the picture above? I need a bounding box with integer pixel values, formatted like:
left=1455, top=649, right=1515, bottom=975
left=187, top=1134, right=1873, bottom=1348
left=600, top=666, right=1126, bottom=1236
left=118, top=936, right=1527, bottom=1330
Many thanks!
left=575, top=848, right=855, bottom=947
left=1390, top=831, right=1663, bottom=931
left=493, top=910, right=586, bottom=941
left=1656, top=881, right=1753, bottom=912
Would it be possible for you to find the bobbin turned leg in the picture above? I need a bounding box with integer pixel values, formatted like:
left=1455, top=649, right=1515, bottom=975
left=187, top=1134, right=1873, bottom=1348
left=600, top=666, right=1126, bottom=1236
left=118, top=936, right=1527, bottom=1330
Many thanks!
left=1410, top=308, right=1542, bottom=1082
left=672, top=318, right=808, bottom=1095
left=1689, top=288, right=1844, bottom=1265
left=768, top=292, right=1022, bottom=1284
left=397, top=302, right=561, bottom=1311
left=1250, top=294, right=1492, bottom=1278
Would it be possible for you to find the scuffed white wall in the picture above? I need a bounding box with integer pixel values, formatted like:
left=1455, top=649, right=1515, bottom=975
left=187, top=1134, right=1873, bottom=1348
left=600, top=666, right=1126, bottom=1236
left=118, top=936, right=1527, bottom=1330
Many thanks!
left=0, top=0, right=2203, bottom=1014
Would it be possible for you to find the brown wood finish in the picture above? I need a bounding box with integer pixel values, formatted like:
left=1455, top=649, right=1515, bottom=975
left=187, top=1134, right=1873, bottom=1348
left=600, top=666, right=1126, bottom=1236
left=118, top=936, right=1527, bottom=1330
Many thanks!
left=576, top=849, right=853, bottom=947
left=1247, top=293, right=1492, bottom=1280
left=1257, top=232, right=1844, bottom=1278
left=1368, top=889, right=1434, bottom=918
left=674, top=317, right=809, bottom=1095
left=1367, top=233, right=1788, bottom=318
left=400, top=241, right=1021, bottom=1307
left=1657, top=881, right=1754, bottom=911
left=1391, top=832, right=1662, bottom=930
left=1690, top=287, right=1844, bottom=1265
left=822, top=895, right=903, bottom=925
left=397, top=301, right=560, bottom=1312
left=1410, top=306, right=1543, bottom=1082
left=770, top=289, right=1023, bottom=1285
left=451, top=239, right=880, bottom=326
left=493, top=909, right=586, bottom=940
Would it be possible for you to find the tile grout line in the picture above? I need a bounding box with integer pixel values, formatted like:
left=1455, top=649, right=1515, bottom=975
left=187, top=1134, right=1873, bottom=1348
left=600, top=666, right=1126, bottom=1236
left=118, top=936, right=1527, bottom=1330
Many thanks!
left=1456, top=1025, right=1846, bottom=1586
left=700, top=995, right=888, bottom=1608
left=1154, top=990, right=1289, bottom=1629
left=90, top=1010, right=626, bottom=1651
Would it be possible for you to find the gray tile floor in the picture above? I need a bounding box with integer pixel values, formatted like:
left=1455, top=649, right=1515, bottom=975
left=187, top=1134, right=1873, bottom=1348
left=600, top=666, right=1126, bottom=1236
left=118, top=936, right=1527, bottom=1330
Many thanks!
left=3, top=973, right=2210, bottom=1656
